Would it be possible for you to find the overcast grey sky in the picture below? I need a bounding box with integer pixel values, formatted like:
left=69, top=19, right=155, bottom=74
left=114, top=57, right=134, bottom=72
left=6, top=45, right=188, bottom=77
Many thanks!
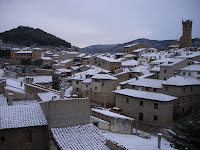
left=0, top=0, right=199, bottom=47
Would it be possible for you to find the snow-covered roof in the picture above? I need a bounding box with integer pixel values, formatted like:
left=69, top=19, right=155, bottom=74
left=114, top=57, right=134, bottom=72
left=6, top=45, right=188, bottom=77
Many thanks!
left=60, top=59, right=73, bottom=64
left=26, top=76, right=52, bottom=84
left=122, top=60, right=138, bottom=66
left=163, top=76, right=200, bottom=86
left=130, top=65, right=150, bottom=74
left=120, top=73, right=155, bottom=85
left=103, top=130, right=175, bottom=150
left=4, top=86, right=26, bottom=94
left=97, top=55, right=121, bottom=62
left=11, top=48, right=20, bottom=50
left=0, top=94, right=8, bottom=107
left=176, top=51, right=200, bottom=59
left=82, top=78, right=92, bottom=84
left=5, top=78, right=25, bottom=94
left=113, top=89, right=177, bottom=102
left=160, top=58, right=185, bottom=66
left=124, top=54, right=136, bottom=58
left=56, top=68, right=71, bottom=73
left=15, top=51, right=32, bottom=54
left=13, top=100, right=38, bottom=105
left=149, top=66, right=160, bottom=72
left=92, top=74, right=118, bottom=80
left=128, top=78, right=164, bottom=89
left=51, top=124, right=109, bottom=150
left=72, top=66, right=110, bottom=80
left=180, top=64, right=200, bottom=71
left=37, top=92, right=60, bottom=102
left=92, top=108, right=134, bottom=120
left=132, top=48, right=146, bottom=53
left=115, top=53, right=124, bottom=55
left=124, top=43, right=137, bottom=48
left=32, top=48, right=43, bottom=50
left=0, top=104, right=47, bottom=130
left=41, top=57, right=52, bottom=60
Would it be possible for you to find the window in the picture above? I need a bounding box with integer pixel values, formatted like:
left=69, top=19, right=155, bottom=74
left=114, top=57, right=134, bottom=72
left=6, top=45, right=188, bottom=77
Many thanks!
left=165, top=87, right=168, bottom=91
left=146, top=87, right=149, bottom=91
left=182, top=108, right=185, bottom=113
left=154, top=115, right=158, bottom=121
left=164, top=70, right=166, bottom=73
left=86, top=85, right=88, bottom=88
left=76, top=81, right=79, bottom=84
left=188, top=72, right=191, bottom=76
left=182, top=98, right=185, bottom=103
left=154, top=103, right=158, bottom=109
left=140, top=101, right=143, bottom=106
left=94, top=86, right=98, bottom=90
left=132, top=85, right=135, bottom=89
left=190, top=87, right=192, bottom=92
left=102, top=80, right=104, bottom=86
left=22, top=130, right=32, bottom=143
left=76, top=88, right=79, bottom=91
left=183, top=72, right=186, bottom=75
left=154, top=88, right=156, bottom=92
left=139, top=112, right=143, bottom=121
left=126, top=98, right=129, bottom=103
left=1, top=137, right=5, bottom=142
left=190, top=97, right=192, bottom=101
left=164, top=78, right=166, bottom=80
left=183, top=88, right=185, bottom=92
left=86, top=92, right=88, bottom=96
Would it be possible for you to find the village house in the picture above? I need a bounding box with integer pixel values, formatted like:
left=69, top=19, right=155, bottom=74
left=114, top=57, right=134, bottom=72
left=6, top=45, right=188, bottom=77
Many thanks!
left=82, top=55, right=121, bottom=73
left=11, top=48, right=42, bottom=60
left=159, top=58, right=192, bottom=80
left=162, top=75, right=200, bottom=119
left=0, top=94, right=48, bottom=150
left=58, top=51, right=79, bottom=62
left=113, top=89, right=177, bottom=127
left=52, top=59, right=73, bottom=69
left=179, top=64, right=200, bottom=79
left=123, top=43, right=149, bottom=54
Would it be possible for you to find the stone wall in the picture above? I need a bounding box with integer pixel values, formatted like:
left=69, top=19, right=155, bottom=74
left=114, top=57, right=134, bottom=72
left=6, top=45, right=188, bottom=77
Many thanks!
left=40, top=98, right=91, bottom=128
left=0, top=126, right=48, bottom=150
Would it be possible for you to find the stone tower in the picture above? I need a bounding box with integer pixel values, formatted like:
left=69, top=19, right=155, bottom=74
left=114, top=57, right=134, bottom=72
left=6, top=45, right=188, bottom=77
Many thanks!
left=180, top=20, right=192, bottom=47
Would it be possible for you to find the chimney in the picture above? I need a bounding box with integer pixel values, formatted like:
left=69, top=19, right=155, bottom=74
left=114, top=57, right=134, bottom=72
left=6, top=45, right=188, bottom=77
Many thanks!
left=3, top=68, right=7, bottom=77
left=60, top=89, right=64, bottom=99
left=8, top=93, right=13, bottom=106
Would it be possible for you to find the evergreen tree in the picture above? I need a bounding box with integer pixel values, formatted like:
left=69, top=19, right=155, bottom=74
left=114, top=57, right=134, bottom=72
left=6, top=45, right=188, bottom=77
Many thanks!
left=169, top=111, right=200, bottom=150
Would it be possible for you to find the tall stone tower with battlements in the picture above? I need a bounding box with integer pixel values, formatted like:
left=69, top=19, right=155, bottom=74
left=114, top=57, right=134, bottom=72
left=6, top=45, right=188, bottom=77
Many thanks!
left=180, top=20, right=192, bottom=47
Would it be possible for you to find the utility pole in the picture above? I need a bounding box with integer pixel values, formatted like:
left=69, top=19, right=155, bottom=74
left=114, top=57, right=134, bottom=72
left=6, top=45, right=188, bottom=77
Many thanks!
left=104, top=98, right=106, bottom=109
left=136, top=104, right=139, bottom=134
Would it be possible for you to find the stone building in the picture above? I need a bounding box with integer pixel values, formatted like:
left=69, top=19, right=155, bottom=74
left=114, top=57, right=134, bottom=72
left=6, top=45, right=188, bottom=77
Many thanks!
left=179, top=64, right=200, bottom=79
left=83, top=55, right=121, bottom=73
left=180, top=20, right=192, bottom=48
left=123, top=43, right=149, bottom=54
left=162, top=76, right=200, bottom=119
left=114, top=89, right=177, bottom=127
left=0, top=102, right=48, bottom=150
left=159, top=58, right=192, bottom=80
left=11, top=48, right=42, bottom=59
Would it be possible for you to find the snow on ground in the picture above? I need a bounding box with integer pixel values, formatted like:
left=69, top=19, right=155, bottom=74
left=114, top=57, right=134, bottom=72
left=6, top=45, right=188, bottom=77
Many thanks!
left=0, top=69, right=4, bottom=79
left=102, top=130, right=175, bottom=150
left=65, top=86, right=72, bottom=97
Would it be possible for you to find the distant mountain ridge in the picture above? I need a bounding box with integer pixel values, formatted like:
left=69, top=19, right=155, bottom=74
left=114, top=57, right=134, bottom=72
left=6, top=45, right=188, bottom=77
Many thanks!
left=81, top=38, right=200, bottom=54
left=0, top=26, right=71, bottom=48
